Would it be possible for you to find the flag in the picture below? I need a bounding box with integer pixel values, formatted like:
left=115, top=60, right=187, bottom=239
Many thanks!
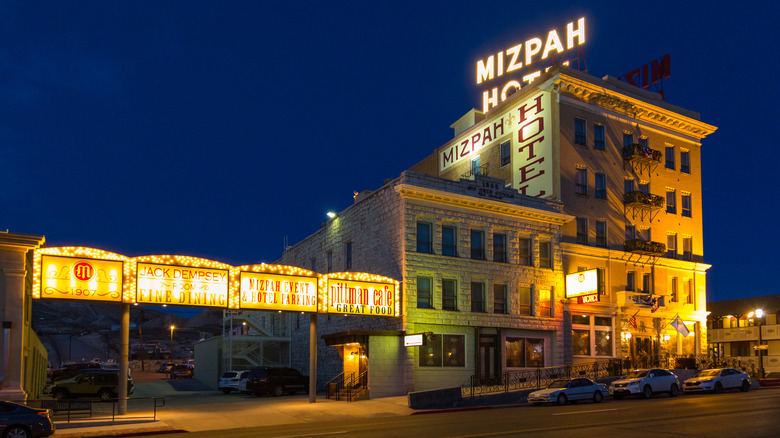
left=670, top=315, right=690, bottom=337
left=650, top=297, right=662, bottom=313
left=628, top=310, right=639, bottom=330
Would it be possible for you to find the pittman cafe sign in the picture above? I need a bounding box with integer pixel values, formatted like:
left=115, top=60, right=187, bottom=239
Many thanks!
left=565, top=269, right=600, bottom=304
left=32, top=247, right=399, bottom=316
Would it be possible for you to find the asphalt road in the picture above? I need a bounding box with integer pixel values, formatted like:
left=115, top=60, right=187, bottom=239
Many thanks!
left=158, top=389, right=780, bottom=438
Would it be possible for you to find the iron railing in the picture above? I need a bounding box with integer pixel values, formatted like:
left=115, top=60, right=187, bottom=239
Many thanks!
left=325, top=371, right=368, bottom=402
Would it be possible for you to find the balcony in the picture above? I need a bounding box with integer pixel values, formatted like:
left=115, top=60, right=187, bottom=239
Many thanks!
left=623, top=191, right=665, bottom=221
left=625, top=239, right=666, bottom=256
left=623, top=144, right=662, bottom=175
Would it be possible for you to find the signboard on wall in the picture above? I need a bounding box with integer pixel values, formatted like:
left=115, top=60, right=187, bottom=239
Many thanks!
left=39, top=255, right=123, bottom=302
left=327, top=278, right=396, bottom=316
left=136, top=262, right=229, bottom=308
left=565, top=269, right=599, bottom=299
left=511, top=91, right=553, bottom=197
left=239, top=271, right=318, bottom=312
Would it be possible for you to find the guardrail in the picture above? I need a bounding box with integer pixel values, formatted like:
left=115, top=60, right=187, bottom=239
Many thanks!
left=28, top=397, right=165, bottom=423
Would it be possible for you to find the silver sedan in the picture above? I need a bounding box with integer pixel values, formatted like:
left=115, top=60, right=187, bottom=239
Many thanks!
left=528, top=378, right=608, bottom=405
left=683, top=368, right=751, bottom=393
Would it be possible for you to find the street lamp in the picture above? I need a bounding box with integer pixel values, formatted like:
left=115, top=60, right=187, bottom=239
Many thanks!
left=169, top=325, right=175, bottom=360
left=748, top=309, right=765, bottom=378
left=242, top=321, right=247, bottom=335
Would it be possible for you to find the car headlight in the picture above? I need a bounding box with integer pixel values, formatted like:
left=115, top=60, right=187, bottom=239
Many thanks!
left=700, top=379, right=712, bottom=383
left=627, top=381, right=640, bottom=387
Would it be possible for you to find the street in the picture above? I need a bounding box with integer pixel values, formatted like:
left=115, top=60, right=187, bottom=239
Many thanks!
left=157, top=389, right=780, bottom=438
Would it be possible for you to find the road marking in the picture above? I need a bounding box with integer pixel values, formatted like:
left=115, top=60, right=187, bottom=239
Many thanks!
left=552, top=408, right=619, bottom=415
left=275, top=432, right=348, bottom=438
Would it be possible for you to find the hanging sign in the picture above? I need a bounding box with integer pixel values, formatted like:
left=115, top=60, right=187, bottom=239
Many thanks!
left=38, top=255, right=123, bottom=302
left=136, top=263, right=229, bottom=308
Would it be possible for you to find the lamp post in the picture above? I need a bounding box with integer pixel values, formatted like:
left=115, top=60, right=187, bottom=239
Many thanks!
left=169, top=325, right=175, bottom=361
left=749, top=309, right=764, bottom=379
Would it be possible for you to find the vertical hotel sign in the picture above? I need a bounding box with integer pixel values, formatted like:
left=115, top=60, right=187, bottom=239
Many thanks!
left=512, top=91, right=553, bottom=198
left=239, top=267, right=318, bottom=312
left=39, top=255, right=123, bottom=302
left=136, top=262, right=229, bottom=308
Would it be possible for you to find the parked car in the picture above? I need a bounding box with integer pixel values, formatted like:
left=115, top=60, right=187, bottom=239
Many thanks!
left=218, top=371, right=244, bottom=394
left=609, top=368, right=679, bottom=399
left=528, top=378, right=608, bottom=405
left=245, top=367, right=308, bottom=397
left=683, top=368, right=751, bottom=393
left=44, top=369, right=134, bottom=402
left=157, top=362, right=175, bottom=373
left=184, top=359, right=195, bottom=369
left=49, top=362, right=101, bottom=382
left=0, top=400, right=55, bottom=438
left=237, top=371, right=250, bottom=394
left=170, top=364, right=193, bottom=379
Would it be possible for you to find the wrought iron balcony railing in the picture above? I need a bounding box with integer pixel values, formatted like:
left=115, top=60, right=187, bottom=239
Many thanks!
left=625, top=239, right=666, bottom=255
left=623, top=191, right=665, bottom=208
left=622, top=144, right=662, bottom=162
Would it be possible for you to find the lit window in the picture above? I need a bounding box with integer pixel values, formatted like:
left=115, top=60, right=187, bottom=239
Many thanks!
left=500, top=140, right=510, bottom=166
left=417, top=276, right=433, bottom=309
left=493, top=233, right=507, bottom=263
left=419, top=334, right=465, bottom=367
left=572, top=315, right=614, bottom=357
left=417, top=222, right=433, bottom=253
left=442, top=225, right=457, bottom=257
left=575, top=118, right=586, bottom=145
left=666, top=189, right=676, bottom=214
left=506, top=337, right=544, bottom=368
left=538, top=289, right=552, bottom=318
left=595, top=172, right=606, bottom=199
left=576, top=217, right=588, bottom=244
left=665, top=146, right=675, bottom=169
left=575, top=168, right=588, bottom=195
left=470, top=229, right=485, bottom=260
left=594, top=124, right=605, bottom=150
left=680, top=151, right=691, bottom=173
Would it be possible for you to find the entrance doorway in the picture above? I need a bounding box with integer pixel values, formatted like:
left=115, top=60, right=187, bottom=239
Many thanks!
left=631, top=336, right=655, bottom=368
left=478, top=334, right=500, bottom=385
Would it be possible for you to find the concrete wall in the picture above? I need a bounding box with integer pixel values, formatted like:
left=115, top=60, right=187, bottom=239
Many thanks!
left=193, top=336, right=222, bottom=390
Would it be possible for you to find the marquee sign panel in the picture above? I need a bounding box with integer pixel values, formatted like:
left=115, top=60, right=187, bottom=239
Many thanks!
left=38, top=255, right=123, bottom=303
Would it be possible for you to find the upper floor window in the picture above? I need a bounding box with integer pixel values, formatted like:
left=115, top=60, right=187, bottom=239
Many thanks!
left=442, top=225, right=457, bottom=257
left=638, top=137, right=648, bottom=148
left=625, top=224, right=636, bottom=240
left=681, top=193, right=692, bottom=218
left=626, top=271, right=636, bottom=291
left=518, top=286, right=531, bottom=315
left=576, top=217, right=589, bottom=244
left=642, top=273, right=651, bottom=293
left=666, top=189, right=676, bottom=214
left=683, top=236, right=692, bottom=261
left=493, top=283, right=508, bottom=314
left=575, top=118, right=587, bottom=145
left=345, top=242, right=353, bottom=270
left=638, top=181, right=650, bottom=195
left=493, top=233, right=507, bottom=263
left=417, top=276, right=433, bottom=309
left=327, top=251, right=333, bottom=273
left=680, top=150, right=691, bottom=173
left=670, top=277, right=679, bottom=302
left=685, top=279, right=694, bottom=305
left=637, top=227, right=650, bottom=241
left=575, top=168, right=588, bottom=195
left=538, top=289, right=552, bottom=317
left=665, top=146, right=675, bottom=169
left=624, top=178, right=635, bottom=194
left=518, top=237, right=532, bottom=266
left=471, top=156, right=481, bottom=176
left=470, top=281, right=485, bottom=312
left=539, top=241, right=552, bottom=269
left=470, top=229, right=485, bottom=260
left=595, top=173, right=606, bottom=199
left=442, top=279, right=458, bottom=311
left=500, top=140, right=511, bottom=166
left=667, top=233, right=677, bottom=258
left=623, top=133, right=634, bottom=147
left=595, top=221, right=607, bottom=247
left=311, top=258, right=317, bottom=273
left=594, top=124, right=605, bottom=150
left=417, top=222, right=433, bottom=253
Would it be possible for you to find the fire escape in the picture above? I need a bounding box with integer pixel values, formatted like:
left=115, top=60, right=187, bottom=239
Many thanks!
left=623, top=144, right=666, bottom=263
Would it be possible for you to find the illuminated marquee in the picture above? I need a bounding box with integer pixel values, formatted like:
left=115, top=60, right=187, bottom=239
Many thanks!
left=322, top=272, right=399, bottom=316
left=37, top=254, right=123, bottom=303
left=565, top=269, right=599, bottom=299
left=477, top=17, right=586, bottom=112
left=136, top=261, right=229, bottom=308
left=239, top=265, right=318, bottom=312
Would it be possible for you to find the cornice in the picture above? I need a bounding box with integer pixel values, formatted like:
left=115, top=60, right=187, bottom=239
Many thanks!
left=395, top=184, right=573, bottom=226
left=554, top=73, right=717, bottom=140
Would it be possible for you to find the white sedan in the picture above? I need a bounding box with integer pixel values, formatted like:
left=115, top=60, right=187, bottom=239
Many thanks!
left=528, top=378, right=608, bottom=405
left=683, top=368, right=751, bottom=393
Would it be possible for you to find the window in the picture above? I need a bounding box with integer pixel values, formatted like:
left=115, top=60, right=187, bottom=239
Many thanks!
left=442, top=225, right=457, bottom=257
left=642, top=273, right=651, bottom=293
left=625, top=224, right=636, bottom=240
left=683, top=236, right=692, bottom=261
left=419, top=334, right=465, bottom=367
left=572, top=327, right=591, bottom=356
left=680, top=150, right=690, bottom=173
left=505, top=337, right=544, bottom=368
left=638, top=227, right=650, bottom=241
left=626, top=271, right=635, bottom=292
left=575, top=168, right=588, bottom=195
left=638, top=137, right=648, bottom=148
left=624, top=178, right=635, bottom=194
left=417, top=276, right=433, bottom=308
left=538, top=289, right=552, bottom=317
left=666, top=189, right=676, bottom=214
left=595, top=221, right=607, bottom=247
left=470, top=229, right=485, bottom=260
left=575, top=118, right=586, bottom=145
left=471, top=282, right=485, bottom=312
left=594, top=124, right=605, bottom=150
left=572, top=315, right=614, bottom=357
left=518, top=237, right=532, bottom=266
left=685, top=279, right=694, bottom=305
left=327, top=251, right=333, bottom=273
left=667, top=233, right=677, bottom=258
left=500, top=140, right=510, bottom=166
left=311, top=258, right=317, bottom=272
left=665, top=146, right=675, bottom=169
left=493, top=283, right=507, bottom=314
left=517, top=286, right=531, bottom=315
left=493, top=233, right=507, bottom=263
left=471, top=156, right=481, bottom=176
left=576, top=217, right=588, bottom=244
left=345, top=242, right=353, bottom=270
left=539, top=241, right=552, bottom=268
left=681, top=193, right=692, bottom=217
left=595, top=172, right=606, bottom=199
left=670, top=277, right=679, bottom=302
left=442, top=279, right=458, bottom=310
left=638, top=181, right=649, bottom=195
left=623, top=133, right=633, bottom=147
left=417, top=222, right=433, bottom=253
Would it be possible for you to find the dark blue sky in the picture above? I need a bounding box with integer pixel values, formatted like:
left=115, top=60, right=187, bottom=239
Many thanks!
left=2, top=1, right=778, bottom=306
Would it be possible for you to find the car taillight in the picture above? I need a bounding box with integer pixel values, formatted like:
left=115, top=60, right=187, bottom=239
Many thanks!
left=231, top=378, right=239, bottom=382
left=259, top=378, right=268, bottom=383
left=39, top=411, right=51, bottom=419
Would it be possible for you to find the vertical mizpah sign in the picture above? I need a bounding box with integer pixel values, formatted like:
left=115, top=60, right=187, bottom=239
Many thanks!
left=476, top=17, right=586, bottom=112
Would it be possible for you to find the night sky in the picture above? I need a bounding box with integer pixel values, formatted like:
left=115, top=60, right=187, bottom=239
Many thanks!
left=2, top=1, right=778, bottom=309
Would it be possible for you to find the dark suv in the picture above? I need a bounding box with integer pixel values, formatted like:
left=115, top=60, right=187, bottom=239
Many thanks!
left=245, top=367, right=308, bottom=397
left=45, top=370, right=134, bottom=401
